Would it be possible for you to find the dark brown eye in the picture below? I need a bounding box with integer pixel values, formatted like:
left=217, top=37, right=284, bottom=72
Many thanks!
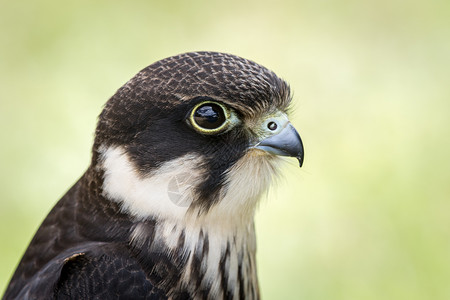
left=267, top=121, right=278, bottom=131
left=193, top=103, right=226, bottom=129
left=187, top=101, right=240, bottom=135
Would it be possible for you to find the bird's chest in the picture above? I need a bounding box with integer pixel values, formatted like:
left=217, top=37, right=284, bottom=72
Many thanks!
left=131, top=220, right=260, bottom=299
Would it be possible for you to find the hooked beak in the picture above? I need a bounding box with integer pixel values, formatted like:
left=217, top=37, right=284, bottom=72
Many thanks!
left=254, top=123, right=304, bottom=167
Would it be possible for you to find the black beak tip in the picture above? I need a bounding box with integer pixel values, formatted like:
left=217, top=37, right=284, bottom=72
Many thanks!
left=296, top=132, right=304, bottom=168
left=297, top=156, right=304, bottom=167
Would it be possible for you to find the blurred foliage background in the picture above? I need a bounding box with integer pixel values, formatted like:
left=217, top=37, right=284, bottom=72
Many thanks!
left=1, top=0, right=449, bottom=298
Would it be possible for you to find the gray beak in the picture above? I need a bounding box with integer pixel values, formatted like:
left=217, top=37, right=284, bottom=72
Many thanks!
left=254, top=123, right=304, bottom=167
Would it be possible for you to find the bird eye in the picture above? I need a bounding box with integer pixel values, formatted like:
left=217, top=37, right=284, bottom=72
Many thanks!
left=267, top=121, right=278, bottom=131
left=189, top=101, right=231, bottom=134
left=194, top=103, right=225, bottom=129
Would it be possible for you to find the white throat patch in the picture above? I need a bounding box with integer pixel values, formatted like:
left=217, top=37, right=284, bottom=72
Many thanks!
left=100, top=146, right=203, bottom=221
left=100, top=145, right=280, bottom=226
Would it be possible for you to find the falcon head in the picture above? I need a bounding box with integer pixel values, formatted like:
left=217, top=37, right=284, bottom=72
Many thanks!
left=93, top=52, right=303, bottom=226
left=2, top=52, right=303, bottom=300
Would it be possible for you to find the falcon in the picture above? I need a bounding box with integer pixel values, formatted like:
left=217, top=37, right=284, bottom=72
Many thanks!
left=3, top=52, right=304, bottom=299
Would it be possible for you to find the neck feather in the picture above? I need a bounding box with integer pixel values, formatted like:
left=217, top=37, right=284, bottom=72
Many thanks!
left=98, top=145, right=280, bottom=298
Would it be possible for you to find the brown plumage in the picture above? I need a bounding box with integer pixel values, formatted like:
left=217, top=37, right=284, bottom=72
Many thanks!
left=4, top=52, right=303, bottom=299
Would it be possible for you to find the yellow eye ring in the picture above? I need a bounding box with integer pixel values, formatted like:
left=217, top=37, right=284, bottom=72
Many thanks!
left=189, top=101, right=231, bottom=135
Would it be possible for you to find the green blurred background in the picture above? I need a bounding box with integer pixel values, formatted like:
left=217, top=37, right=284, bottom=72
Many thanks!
left=1, top=0, right=449, bottom=298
